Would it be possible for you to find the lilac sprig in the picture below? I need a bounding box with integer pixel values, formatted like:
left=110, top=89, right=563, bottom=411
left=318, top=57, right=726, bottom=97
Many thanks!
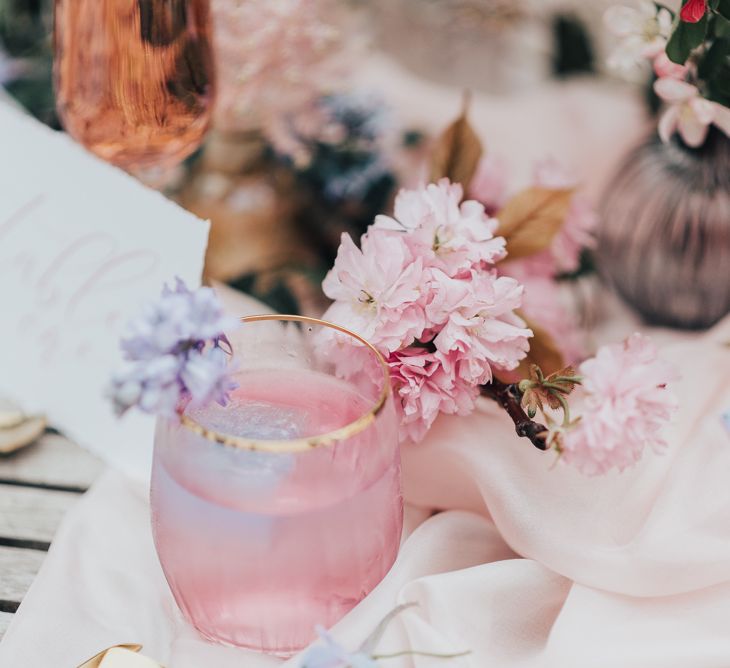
left=300, top=603, right=470, bottom=667
left=107, top=279, right=239, bottom=418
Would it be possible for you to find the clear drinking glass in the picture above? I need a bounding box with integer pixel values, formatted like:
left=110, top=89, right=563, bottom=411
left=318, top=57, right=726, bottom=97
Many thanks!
left=53, top=0, right=215, bottom=174
left=150, top=315, right=403, bottom=655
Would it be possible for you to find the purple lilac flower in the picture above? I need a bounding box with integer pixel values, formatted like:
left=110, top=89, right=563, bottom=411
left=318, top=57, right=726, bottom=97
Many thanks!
left=181, top=346, right=239, bottom=408
left=121, top=278, right=237, bottom=360
left=108, top=279, right=238, bottom=418
left=299, top=603, right=469, bottom=668
left=108, top=355, right=182, bottom=418
left=300, top=627, right=377, bottom=668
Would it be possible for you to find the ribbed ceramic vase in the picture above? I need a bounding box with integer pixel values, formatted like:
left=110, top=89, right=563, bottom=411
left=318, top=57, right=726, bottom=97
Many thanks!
left=597, top=127, right=730, bottom=329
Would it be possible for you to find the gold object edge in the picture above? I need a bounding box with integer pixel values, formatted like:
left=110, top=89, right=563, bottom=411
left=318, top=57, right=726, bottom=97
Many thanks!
left=179, top=314, right=390, bottom=453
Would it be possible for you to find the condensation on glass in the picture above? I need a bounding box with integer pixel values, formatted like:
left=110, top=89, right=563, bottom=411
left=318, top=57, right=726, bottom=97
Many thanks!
left=150, top=316, right=403, bottom=656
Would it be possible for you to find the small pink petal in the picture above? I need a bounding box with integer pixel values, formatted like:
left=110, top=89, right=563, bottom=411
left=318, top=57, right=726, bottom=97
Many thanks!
left=689, top=97, right=715, bottom=125
left=678, top=108, right=710, bottom=147
left=654, top=77, right=698, bottom=103
left=711, top=102, right=730, bottom=138
left=658, top=105, right=680, bottom=144
left=653, top=52, right=688, bottom=80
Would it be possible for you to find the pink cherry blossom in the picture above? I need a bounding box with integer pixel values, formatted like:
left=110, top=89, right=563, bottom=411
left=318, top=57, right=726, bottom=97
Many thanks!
left=374, top=179, right=506, bottom=278
left=468, top=156, right=509, bottom=215
left=504, top=265, right=585, bottom=364
left=499, top=160, right=596, bottom=280
left=532, top=159, right=597, bottom=275
left=322, top=178, right=535, bottom=443
left=655, top=78, right=730, bottom=148
left=322, top=231, right=426, bottom=353
left=388, top=347, right=478, bottom=443
left=432, top=271, right=532, bottom=385
left=557, top=333, right=678, bottom=475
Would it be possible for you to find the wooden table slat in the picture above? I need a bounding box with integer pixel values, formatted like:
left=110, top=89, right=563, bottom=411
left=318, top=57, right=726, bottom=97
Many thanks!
left=0, top=610, right=15, bottom=641
left=0, top=434, right=103, bottom=491
left=0, top=545, right=46, bottom=603
left=0, top=434, right=103, bottom=637
left=0, top=484, right=80, bottom=544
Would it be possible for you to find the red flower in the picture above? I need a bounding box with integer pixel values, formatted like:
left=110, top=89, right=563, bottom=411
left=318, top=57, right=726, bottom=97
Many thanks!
left=680, top=0, right=707, bottom=23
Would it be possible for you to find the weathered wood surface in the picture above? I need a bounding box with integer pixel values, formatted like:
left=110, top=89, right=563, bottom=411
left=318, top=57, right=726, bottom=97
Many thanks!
left=0, top=545, right=46, bottom=603
left=0, top=484, right=80, bottom=545
left=0, top=432, right=101, bottom=641
left=0, top=612, right=14, bottom=639
left=0, top=434, right=103, bottom=491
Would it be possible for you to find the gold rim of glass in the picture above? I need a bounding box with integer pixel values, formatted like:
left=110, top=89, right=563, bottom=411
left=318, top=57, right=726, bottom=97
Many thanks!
left=179, top=314, right=391, bottom=453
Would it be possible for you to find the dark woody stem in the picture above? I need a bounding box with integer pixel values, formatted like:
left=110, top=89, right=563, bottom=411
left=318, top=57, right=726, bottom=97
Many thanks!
left=480, top=378, right=548, bottom=451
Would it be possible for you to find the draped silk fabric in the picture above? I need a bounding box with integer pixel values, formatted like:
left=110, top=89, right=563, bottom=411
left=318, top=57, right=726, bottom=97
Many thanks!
left=2, top=313, right=729, bottom=668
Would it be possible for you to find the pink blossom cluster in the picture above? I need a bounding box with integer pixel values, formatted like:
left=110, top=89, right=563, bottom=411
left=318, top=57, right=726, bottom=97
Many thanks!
left=604, top=2, right=730, bottom=147
left=211, top=0, right=348, bottom=161
left=556, top=333, right=678, bottom=475
left=322, top=179, right=532, bottom=443
left=470, top=157, right=597, bottom=364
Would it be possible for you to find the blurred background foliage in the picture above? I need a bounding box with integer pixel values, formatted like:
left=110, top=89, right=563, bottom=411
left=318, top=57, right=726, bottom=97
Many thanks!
left=0, top=0, right=606, bottom=315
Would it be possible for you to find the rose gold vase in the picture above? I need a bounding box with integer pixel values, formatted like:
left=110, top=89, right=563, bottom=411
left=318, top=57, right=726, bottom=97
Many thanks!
left=53, top=0, right=215, bottom=174
left=597, top=128, right=730, bottom=329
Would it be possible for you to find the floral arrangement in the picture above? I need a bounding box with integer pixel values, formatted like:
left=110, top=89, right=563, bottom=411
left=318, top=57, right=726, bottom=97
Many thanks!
left=321, top=104, right=678, bottom=474
left=107, top=280, right=237, bottom=419
left=108, top=109, right=679, bottom=476
left=533, top=333, right=678, bottom=474
left=321, top=176, right=533, bottom=443
left=605, top=0, right=730, bottom=146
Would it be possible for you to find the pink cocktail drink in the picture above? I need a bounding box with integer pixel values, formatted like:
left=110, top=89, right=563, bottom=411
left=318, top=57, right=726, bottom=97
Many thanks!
left=151, top=317, right=402, bottom=655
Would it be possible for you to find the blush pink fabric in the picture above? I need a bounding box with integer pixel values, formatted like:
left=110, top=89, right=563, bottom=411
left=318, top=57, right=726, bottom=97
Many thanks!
left=1, top=311, right=729, bottom=668
left=0, top=66, right=714, bottom=666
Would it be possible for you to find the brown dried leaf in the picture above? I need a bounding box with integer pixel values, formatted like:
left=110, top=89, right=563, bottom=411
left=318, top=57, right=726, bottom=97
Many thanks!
left=521, top=387, right=543, bottom=418
left=551, top=365, right=576, bottom=379
left=545, top=365, right=580, bottom=395
left=429, top=92, right=483, bottom=187
left=496, top=187, right=575, bottom=261
left=545, top=393, right=562, bottom=410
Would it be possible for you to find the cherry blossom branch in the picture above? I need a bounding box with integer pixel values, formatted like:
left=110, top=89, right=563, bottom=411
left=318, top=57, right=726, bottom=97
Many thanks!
left=480, top=379, right=548, bottom=450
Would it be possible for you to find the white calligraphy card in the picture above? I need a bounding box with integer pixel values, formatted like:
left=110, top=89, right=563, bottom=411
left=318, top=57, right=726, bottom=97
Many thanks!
left=0, top=102, right=210, bottom=480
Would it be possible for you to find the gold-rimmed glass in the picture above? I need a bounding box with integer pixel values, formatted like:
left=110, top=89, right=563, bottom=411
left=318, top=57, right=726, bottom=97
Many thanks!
left=150, top=315, right=402, bottom=656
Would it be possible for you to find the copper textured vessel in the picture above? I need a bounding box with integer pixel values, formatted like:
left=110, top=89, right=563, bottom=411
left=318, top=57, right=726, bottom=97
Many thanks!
left=597, top=128, right=730, bottom=330
left=54, top=0, right=215, bottom=172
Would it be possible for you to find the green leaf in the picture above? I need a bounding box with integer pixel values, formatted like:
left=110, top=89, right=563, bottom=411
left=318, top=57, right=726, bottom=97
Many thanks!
left=697, top=36, right=730, bottom=78
left=716, top=0, right=730, bottom=20
left=698, top=36, right=730, bottom=102
left=666, top=13, right=709, bottom=64
left=714, top=13, right=730, bottom=37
